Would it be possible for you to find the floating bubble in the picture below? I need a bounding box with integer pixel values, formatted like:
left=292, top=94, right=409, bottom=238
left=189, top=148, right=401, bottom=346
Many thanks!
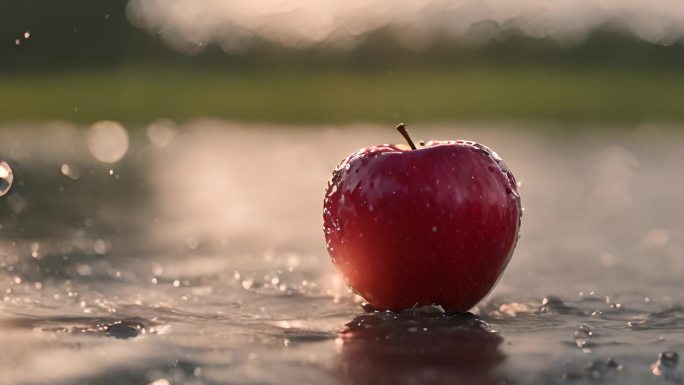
left=87, top=121, right=130, bottom=163
left=0, top=161, right=13, bottom=197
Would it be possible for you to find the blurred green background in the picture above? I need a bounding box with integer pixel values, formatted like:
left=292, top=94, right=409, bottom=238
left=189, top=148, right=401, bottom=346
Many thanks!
left=3, top=0, right=684, bottom=125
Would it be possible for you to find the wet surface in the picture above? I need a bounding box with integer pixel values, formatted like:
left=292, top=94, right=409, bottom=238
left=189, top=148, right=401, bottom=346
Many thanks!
left=1, top=121, right=684, bottom=384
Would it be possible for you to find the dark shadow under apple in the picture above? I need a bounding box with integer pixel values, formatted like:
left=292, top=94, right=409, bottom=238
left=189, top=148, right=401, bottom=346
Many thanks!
left=336, top=307, right=508, bottom=385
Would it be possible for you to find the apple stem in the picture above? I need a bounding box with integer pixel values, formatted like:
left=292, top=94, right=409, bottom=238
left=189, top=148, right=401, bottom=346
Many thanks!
left=396, top=123, right=417, bottom=150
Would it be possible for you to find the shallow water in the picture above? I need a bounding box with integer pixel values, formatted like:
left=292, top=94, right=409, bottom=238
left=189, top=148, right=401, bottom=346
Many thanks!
left=1, top=121, right=684, bottom=385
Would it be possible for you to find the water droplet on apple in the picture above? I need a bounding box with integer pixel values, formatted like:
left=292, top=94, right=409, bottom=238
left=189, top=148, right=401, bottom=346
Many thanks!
left=431, top=226, right=438, bottom=233
left=0, top=161, right=13, bottom=197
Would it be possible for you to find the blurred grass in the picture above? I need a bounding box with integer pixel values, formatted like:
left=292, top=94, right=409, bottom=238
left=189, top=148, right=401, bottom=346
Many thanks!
left=3, top=65, right=684, bottom=124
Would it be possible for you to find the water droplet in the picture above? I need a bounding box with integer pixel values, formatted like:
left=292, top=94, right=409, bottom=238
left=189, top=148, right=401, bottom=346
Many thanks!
left=148, top=379, right=170, bottom=385
left=0, top=161, right=13, bottom=197
left=102, top=320, right=145, bottom=339
left=76, top=264, right=93, bottom=276
left=93, top=239, right=109, bottom=255
left=23, top=31, right=30, bottom=39
left=60, top=163, right=81, bottom=180
left=431, top=226, right=438, bottom=233
left=30, top=242, right=41, bottom=258
left=87, top=121, right=130, bottom=163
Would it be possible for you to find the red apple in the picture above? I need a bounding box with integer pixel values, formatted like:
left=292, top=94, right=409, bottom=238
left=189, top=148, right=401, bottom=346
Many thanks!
left=323, top=124, right=521, bottom=312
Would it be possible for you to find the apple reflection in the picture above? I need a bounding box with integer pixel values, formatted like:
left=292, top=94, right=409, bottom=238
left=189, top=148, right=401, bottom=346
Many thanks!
left=337, top=308, right=507, bottom=385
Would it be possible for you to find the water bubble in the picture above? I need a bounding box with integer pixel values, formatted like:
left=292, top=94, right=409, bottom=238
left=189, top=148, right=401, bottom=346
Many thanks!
left=87, top=121, right=130, bottom=163
left=0, top=161, right=13, bottom=197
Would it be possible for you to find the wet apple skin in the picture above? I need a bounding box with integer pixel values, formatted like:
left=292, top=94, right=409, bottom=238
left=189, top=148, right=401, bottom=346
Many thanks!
left=323, top=141, right=522, bottom=312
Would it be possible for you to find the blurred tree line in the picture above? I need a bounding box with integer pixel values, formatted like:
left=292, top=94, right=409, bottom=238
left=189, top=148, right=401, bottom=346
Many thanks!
left=4, top=0, right=684, bottom=72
